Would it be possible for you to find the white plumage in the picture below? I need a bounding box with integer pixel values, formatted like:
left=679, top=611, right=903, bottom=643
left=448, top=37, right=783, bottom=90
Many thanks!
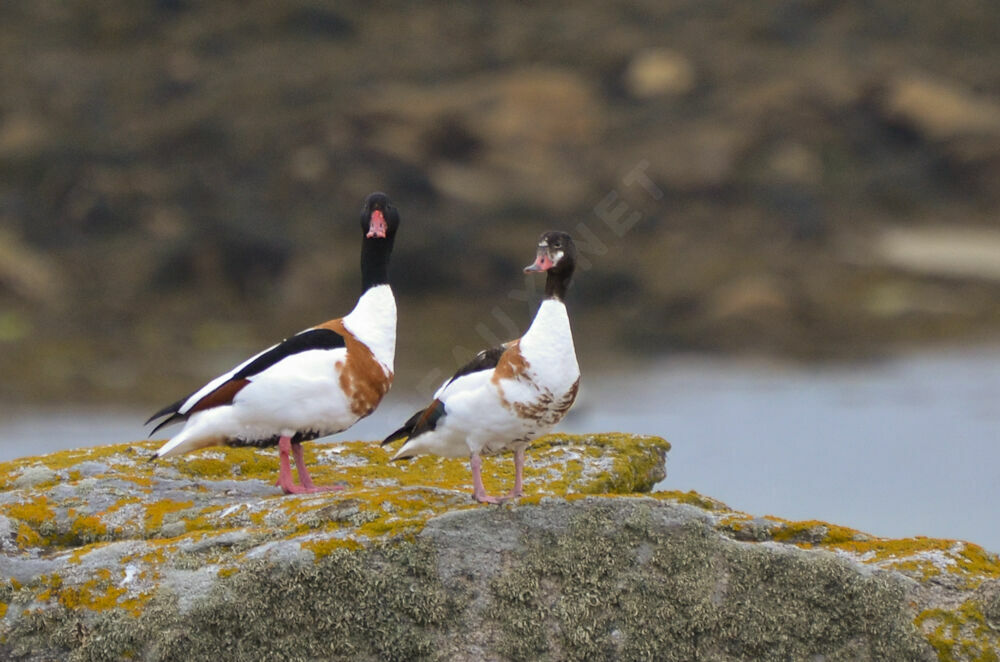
left=393, top=300, right=578, bottom=461
left=148, top=192, right=400, bottom=494
left=154, top=286, right=396, bottom=459
left=383, top=231, right=580, bottom=503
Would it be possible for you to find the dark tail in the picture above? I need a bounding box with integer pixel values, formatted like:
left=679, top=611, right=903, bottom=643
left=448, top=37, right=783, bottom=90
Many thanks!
left=145, top=397, right=188, bottom=435
left=382, top=409, right=424, bottom=446
left=382, top=399, right=446, bottom=446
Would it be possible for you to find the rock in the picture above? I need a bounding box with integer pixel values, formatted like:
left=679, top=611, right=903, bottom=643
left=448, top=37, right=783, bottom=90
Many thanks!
left=764, top=141, right=823, bottom=186
left=1, top=435, right=998, bottom=660
left=872, top=74, right=1000, bottom=196
left=709, top=275, right=791, bottom=321
left=623, top=48, right=697, bottom=99
left=0, top=115, right=51, bottom=159
left=0, top=229, right=64, bottom=304
left=875, top=226, right=1000, bottom=282
left=288, top=145, right=329, bottom=183
left=633, top=124, right=747, bottom=192
left=876, top=74, right=1000, bottom=142
left=10, top=467, right=57, bottom=490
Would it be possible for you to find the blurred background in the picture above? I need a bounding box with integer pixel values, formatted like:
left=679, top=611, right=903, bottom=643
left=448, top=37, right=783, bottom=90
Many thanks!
left=0, top=1, right=998, bottom=549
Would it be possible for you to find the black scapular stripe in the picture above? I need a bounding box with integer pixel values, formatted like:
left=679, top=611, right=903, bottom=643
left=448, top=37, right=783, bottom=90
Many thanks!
left=382, top=345, right=507, bottom=448
left=233, top=328, right=347, bottom=381
left=445, top=345, right=506, bottom=386
left=146, top=327, right=347, bottom=434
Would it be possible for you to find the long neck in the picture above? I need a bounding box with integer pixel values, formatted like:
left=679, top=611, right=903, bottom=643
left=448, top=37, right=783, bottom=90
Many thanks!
left=526, top=298, right=570, bottom=337
left=521, top=298, right=578, bottom=377
left=344, top=285, right=397, bottom=370
left=360, top=236, right=393, bottom=291
left=545, top=268, right=572, bottom=300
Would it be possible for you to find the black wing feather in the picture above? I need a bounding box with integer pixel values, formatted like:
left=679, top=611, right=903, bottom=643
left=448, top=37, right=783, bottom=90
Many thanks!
left=382, top=344, right=507, bottom=447
left=382, top=343, right=509, bottom=448
left=145, top=396, right=189, bottom=427
left=146, top=394, right=194, bottom=435
left=145, top=327, right=347, bottom=433
left=382, top=399, right=446, bottom=449
left=382, top=408, right=427, bottom=446
left=233, top=328, right=347, bottom=381
left=444, top=345, right=507, bottom=387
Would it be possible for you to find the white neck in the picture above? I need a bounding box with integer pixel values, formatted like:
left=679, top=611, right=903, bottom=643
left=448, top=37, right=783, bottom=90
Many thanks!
left=519, top=299, right=578, bottom=377
left=343, top=285, right=396, bottom=371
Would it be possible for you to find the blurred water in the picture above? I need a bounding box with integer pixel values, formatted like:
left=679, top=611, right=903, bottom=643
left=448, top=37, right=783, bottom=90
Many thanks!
left=561, top=348, right=1000, bottom=554
left=0, top=347, right=997, bottom=553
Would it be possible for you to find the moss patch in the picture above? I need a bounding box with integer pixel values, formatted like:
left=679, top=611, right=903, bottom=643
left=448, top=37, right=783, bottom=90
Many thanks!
left=916, top=601, right=1000, bottom=662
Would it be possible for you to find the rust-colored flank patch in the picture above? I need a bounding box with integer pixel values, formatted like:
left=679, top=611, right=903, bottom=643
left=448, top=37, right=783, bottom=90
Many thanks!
left=491, top=340, right=530, bottom=383
left=316, top=319, right=392, bottom=417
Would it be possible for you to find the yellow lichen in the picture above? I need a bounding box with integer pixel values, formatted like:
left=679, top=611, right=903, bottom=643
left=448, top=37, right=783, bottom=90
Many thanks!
left=68, top=510, right=108, bottom=544
left=825, top=537, right=1000, bottom=586
left=766, top=518, right=863, bottom=546
left=120, top=474, right=153, bottom=488
left=56, top=569, right=127, bottom=612
left=916, top=601, right=1000, bottom=662
left=3, top=496, right=56, bottom=548
left=655, top=489, right=730, bottom=511
left=177, top=457, right=233, bottom=479
left=143, top=499, right=195, bottom=534
left=300, top=537, right=362, bottom=559
left=4, top=496, right=55, bottom=529
left=0, top=442, right=156, bottom=475
left=15, top=522, right=43, bottom=548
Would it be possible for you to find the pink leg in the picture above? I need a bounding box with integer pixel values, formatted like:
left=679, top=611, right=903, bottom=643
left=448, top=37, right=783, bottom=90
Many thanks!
left=501, top=447, right=526, bottom=501
left=276, top=435, right=299, bottom=494
left=470, top=454, right=501, bottom=504
left=292, top=443, right=316, bottom=489
left=292, top=442, right=342, bottom=492
left=275, top=436, right=341, bottom=495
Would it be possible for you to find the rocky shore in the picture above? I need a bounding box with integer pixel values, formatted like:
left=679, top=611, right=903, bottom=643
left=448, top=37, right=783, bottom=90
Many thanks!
left=0, top=433, right=997, bottom=660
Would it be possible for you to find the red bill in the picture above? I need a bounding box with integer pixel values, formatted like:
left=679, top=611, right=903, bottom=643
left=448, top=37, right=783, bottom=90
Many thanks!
left=524, top=250, right=554, bottom=273
left=367, top=210, right=387, bottom=238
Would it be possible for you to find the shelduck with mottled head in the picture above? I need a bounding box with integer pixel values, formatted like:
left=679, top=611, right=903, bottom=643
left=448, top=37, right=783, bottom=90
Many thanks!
left=382, top=231, right=580, bottom=503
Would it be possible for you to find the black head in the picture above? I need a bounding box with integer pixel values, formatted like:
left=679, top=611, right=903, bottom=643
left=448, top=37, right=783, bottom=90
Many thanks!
left=360, top=192, right=400, bottom=241
left=524, top=231, right=576, bottom=300
left=359, top=192, right=400, bottom=290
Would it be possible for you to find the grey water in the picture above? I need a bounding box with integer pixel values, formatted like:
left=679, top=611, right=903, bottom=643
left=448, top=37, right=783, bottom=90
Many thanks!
left=1, top=347, right=997, bottom=553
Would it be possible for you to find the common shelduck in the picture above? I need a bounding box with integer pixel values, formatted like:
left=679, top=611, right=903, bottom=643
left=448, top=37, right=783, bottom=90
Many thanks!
left=147, top=192, right=400, bottom=494
left=383, top=231, right=579, bottom=503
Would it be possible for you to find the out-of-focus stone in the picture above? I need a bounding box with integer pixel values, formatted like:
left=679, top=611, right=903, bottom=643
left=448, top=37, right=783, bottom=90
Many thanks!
left=289, top=145, right=329, bottom=183
left=709, top=276, right=791, bottom=321
left=0, top=115, right=50, bottom=158
left=624, top=48, right=696, bottom=98
left=877, top=74, right=1000, bottom=141
left=0, top=229, right=64, bottom=304
left=637, top=124, right=747, bottom=192
left=766, top=141, right=823, bottom=185
left=876, top=226, right=1000, bottom=282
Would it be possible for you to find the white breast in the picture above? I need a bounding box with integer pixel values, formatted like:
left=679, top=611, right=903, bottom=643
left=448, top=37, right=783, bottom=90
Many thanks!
left=342, top=284, right=397, bottom=371
left=518, top=299, right=579, bottom=391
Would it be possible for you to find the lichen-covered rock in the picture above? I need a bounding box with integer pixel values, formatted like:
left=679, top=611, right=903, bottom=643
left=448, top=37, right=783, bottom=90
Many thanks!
left=0, top=433, right=996, bottom=661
